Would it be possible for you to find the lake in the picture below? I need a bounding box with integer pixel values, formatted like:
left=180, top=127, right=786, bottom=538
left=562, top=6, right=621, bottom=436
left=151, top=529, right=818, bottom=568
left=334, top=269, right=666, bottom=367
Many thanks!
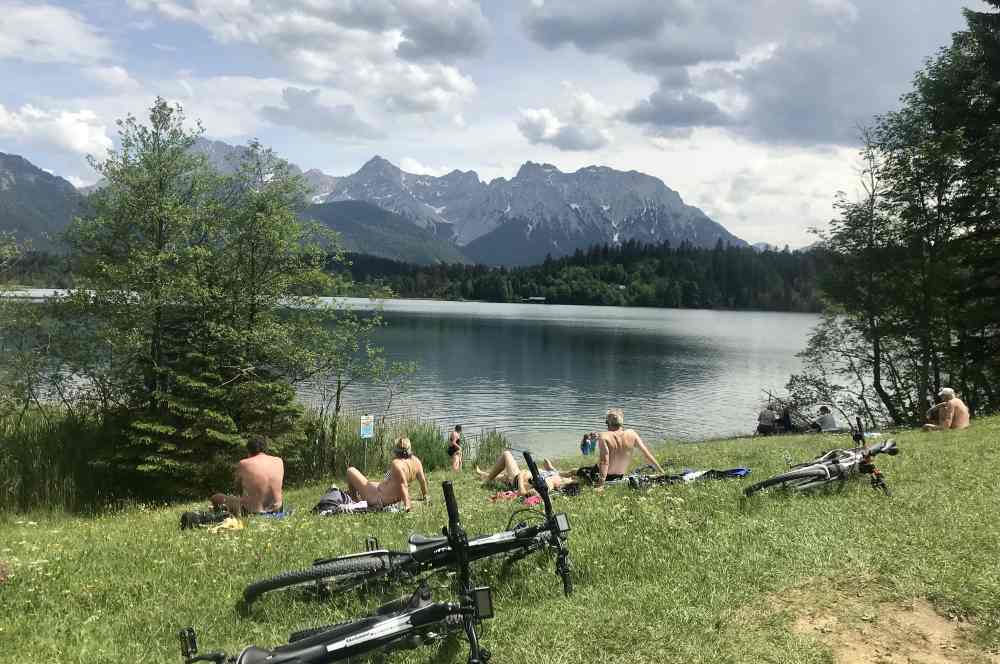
left=298, top=299, right=820, bottom=457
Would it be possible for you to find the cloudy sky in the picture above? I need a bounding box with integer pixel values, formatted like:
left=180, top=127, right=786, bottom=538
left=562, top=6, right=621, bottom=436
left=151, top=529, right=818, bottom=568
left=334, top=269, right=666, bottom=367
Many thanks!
left=0, top=0, right=988, bottom=246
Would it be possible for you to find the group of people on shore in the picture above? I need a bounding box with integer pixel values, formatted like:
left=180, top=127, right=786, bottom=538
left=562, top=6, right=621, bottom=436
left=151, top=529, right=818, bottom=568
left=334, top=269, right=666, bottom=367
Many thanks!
left=756, top=387, right=970, bottom=437
left=209, top=388, right=972, bottom=518
left=756, top=404, right=839, bottom=436
left=208, top=409, right=661, bottom=516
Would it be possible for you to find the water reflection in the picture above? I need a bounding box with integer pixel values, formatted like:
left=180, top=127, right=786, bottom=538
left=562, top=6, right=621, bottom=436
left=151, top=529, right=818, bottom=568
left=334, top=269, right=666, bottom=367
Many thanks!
left=296, top=302, right=818, bottom=456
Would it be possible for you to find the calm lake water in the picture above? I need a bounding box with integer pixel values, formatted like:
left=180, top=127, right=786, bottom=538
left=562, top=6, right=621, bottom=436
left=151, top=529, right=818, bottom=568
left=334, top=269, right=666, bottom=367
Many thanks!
left=299, top=299, right=819, bottom=457
left=8, top=291, right=818, bottom=457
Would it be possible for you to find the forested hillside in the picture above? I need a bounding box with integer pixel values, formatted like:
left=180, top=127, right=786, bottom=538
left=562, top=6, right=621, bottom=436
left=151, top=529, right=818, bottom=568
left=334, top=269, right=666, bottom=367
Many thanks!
left=345, top=240, right=826, bottom=312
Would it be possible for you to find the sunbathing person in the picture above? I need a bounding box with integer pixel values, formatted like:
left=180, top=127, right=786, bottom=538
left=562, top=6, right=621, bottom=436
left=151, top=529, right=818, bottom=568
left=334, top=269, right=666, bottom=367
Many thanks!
left=210, top=434, right=284, bottom=516
left=923, top=387, right=971, bottom=431
left=345, top=437, right=429, bottom=512
left=475, top=450, right=575, bottom=496
left=593, top=408, right=664, bottom=489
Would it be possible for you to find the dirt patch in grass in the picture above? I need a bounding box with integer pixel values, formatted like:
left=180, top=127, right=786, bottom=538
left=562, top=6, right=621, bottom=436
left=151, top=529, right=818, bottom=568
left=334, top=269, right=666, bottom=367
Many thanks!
left=778, top=585, right=998, bottom=664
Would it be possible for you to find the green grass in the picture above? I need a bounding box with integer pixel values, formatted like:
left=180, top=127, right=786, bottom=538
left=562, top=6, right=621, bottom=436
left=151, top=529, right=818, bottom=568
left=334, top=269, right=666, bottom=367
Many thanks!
left=1, top=419, right=999, bottom=663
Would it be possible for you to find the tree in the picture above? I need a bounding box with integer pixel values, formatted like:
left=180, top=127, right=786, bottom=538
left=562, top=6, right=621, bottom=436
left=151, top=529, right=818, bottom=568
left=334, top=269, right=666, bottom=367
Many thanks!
left=58, top=99, right=343, bottom=495
left=803, top=3, right=1000, bottom=423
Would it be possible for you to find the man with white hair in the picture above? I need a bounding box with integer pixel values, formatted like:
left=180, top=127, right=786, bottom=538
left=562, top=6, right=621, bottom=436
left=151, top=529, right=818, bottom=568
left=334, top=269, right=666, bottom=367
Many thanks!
left=923, top=387, right=971, bottom=431
left=593, top=408, right=664, bottom=490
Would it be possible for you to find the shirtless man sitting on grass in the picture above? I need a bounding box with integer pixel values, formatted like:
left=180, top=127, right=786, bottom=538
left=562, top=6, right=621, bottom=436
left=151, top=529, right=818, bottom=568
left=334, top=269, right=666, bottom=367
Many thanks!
left=586, top=408, right=663, bottom=490
left=211, top=434, right=284, bottom=515
left=345, top=437, right=429, bottom=512
left=923, top=387, right=971, bottom=431
left=475, top=450, right=575, bottom=496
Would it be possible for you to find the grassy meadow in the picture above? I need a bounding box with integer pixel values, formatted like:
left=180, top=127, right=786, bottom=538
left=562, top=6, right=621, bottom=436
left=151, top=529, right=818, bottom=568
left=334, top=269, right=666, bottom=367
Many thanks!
left=1, top=419, right=998, bottom=663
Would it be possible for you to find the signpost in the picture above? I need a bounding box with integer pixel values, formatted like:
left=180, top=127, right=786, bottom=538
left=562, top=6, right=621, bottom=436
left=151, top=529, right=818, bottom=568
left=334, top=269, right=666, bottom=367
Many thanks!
left=360, top=414, right=375, bottom=469
left=360, top=414, right=375, bottom=439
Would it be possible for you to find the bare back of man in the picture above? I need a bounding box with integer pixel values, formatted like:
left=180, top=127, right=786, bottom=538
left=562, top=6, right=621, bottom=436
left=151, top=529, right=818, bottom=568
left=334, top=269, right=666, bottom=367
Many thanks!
left=237, top=453, right=284, bottom=513
left=210, top=435, right=284, bottom=515
left=923, top=388, right=971, bottom=432
left=596, top=409, right=663, bottom=488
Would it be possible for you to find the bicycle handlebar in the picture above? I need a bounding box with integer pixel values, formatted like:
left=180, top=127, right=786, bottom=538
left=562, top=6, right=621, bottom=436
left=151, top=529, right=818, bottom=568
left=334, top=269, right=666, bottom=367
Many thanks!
left=522, top=451, right=555, bottom=517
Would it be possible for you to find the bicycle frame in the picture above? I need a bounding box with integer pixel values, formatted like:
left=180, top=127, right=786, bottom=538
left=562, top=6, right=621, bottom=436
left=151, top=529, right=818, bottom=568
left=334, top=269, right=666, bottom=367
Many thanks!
left=180, top=481, right=494, bottom=664
left=309, top=451, right=572, bottom=595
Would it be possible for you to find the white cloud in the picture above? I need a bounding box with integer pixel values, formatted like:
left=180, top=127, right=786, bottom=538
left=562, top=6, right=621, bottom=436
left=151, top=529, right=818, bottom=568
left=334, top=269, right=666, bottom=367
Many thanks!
left=0, top=103, right=113, bottom=156
left=0, top=2, right=110, bottom=64
left=399, top=157, right=450, bottom=176
left=516, top=86, right=614, bottom=151
left=86, top=66, right=140, bottom=90
left=127, top=0, right=485, bottom=114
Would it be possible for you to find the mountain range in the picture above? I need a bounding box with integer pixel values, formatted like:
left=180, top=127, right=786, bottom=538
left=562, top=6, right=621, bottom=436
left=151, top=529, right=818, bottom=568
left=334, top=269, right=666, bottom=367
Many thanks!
left=0, top=152, right=85, bottom=250
left=0, top=139, right=748, bottom=266
left=324, top=156, right=746, bottom=264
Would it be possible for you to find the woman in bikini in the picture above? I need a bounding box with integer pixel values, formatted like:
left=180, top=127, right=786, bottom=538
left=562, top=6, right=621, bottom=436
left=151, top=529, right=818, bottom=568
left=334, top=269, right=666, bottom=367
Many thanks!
left=475, top=449, right=575, bottom=496
left=345, top=438, right=429, bottom=512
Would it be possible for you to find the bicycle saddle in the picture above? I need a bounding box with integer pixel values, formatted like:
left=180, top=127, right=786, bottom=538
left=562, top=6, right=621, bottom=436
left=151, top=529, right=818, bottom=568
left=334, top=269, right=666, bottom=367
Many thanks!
left=408, top=533, right=448, bottom=547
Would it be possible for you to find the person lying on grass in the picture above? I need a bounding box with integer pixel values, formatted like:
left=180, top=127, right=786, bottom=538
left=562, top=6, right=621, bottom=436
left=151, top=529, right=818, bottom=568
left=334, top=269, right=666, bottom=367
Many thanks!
left=210, top=434, right=284, bottom=516
left=345, top=437, right=429, bottom=512
left=475, top=449, right=577, bottom=496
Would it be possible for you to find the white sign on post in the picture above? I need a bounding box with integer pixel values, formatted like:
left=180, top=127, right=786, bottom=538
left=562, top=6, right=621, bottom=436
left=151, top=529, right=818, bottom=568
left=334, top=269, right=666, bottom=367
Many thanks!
left=360, top=414, right=374, bottom=439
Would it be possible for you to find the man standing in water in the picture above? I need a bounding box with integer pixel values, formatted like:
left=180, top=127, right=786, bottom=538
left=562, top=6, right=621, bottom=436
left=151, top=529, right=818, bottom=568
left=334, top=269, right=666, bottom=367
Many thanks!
left=447, top=424, right=463, bottom=472
left=211, top=434, right=284, bottom=515
left=595, top=408, right=663, bottom=490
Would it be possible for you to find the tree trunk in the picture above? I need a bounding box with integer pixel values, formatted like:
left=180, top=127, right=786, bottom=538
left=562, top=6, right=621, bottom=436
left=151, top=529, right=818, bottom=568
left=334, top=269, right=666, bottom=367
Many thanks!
left=870, top=318, right=904, bottom=425
left=330, top=377, right=344, bottom=473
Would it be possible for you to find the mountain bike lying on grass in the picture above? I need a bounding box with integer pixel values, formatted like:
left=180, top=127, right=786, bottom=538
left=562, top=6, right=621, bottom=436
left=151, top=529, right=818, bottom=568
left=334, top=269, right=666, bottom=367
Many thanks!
left=742, top=417, right=899, bottom=498
left=242, top=451, right=572, bottom=610
left=180, top=481, right=495, bottom=664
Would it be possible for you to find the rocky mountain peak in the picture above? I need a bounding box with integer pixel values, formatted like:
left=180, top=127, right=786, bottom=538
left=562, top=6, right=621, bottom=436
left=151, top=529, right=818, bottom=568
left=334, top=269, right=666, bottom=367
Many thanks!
left=357, top=155, right=400, bottom=178
left=441, top=168, right=481, bottom=185
left=515, top=161, right=561, bottom=179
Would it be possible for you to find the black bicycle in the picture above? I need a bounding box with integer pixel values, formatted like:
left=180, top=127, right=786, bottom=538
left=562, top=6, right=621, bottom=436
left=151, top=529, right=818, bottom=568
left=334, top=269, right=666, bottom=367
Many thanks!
left=242, top=451, right=572, bottom=609
left=180, top=481, right=494, bottom=664
left=743, top=417, right=899, bottom=497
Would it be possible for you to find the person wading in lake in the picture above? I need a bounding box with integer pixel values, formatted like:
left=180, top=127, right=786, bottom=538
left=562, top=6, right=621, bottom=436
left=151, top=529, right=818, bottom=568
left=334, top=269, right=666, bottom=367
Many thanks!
left=447, top=424, right=463, bottom=472
left=210, top=434, right=284, bottom=515
left=923, top=387, right=971, bottom=431
left=590, top=408, right=664, bottom=490
left=345, top=437, right=429, bottom=512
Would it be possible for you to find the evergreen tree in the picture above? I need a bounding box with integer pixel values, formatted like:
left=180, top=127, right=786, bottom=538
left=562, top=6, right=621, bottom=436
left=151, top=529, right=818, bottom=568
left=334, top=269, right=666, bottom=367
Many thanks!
left=62, top=99, right=340, bottom=495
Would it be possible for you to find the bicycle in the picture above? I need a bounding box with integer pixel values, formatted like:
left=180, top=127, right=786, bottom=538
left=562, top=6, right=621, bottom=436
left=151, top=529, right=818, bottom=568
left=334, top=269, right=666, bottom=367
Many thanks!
left=179, top=480, right=494, bottom=664
left=242, top=451, right=572, bottom=609
left=742, top=417, right=899, bottom=497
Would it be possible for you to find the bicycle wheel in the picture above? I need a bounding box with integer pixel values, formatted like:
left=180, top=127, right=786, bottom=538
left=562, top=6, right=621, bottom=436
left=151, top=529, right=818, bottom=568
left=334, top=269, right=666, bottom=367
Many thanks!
left=243, top=555, right=386, bottom=607
left=742, top=467, right=828, bottom=497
